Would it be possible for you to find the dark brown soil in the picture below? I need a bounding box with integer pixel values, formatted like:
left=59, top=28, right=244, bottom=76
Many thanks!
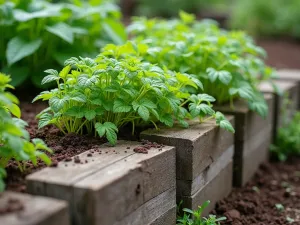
left=5, top=102, right=157, bottom=193
left=214, top=157, right=300, bottom=225
left=6, top=102, right=107, bottom=193
left=258, top=39, right=300, bottom=70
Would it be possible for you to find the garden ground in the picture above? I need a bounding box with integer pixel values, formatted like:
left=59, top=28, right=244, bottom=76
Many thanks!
left=215, top=157, right=300, bottom=224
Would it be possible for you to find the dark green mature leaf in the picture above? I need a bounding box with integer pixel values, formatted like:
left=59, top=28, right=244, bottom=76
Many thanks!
left=49, top=96, right=67, bottom=112
left=219, top=120, right=235, bottom=133
left=113, top=100, right=131, bottom=113
left=77, top=75, right=98, bottom=88
left=46, top=23, right=74, bottom=44
left=6, top=37, right=42, bottom=66
left=95, top=122, right=118, bottom=145
left=137, top=105, right=149, bottom=121
left=206, top=68, right=232, bottom=85
left=85, top=110, right=96, bottom=121
left=65, top=106, right=85, bottom=118
left=159, top=114, right=173, bottom=127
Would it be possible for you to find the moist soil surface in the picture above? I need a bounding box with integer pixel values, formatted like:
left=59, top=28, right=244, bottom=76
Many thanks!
left=5, top=102, right=156, bottom=193
left=214, top=157, right=300, bottom=225
left=6, top=102, right=108, bottom=193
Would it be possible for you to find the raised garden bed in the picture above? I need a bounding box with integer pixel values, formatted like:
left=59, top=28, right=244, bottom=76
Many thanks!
left=26, top=141, right=176, bottom=225
left=0, top=191, right=69, bottom=225
left=214, top=94, right=274, bottom=187
left=259, top=80, right=299, bottom=140
left=276, top=69, right=300, bottom=109
left=141, top=117, right=234, bottom=214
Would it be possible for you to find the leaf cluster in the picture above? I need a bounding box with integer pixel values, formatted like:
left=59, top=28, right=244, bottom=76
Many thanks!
left=128, top=12, right=277, bottom=117
left=0, top=72, right=51, bottom=192
left=34, top=42, right=234, bottom=145
left=270, top=111, right=300, bottom=161
left=0, top=0, right=126, bottom=87
left=177, top=200, right=226, bottom=225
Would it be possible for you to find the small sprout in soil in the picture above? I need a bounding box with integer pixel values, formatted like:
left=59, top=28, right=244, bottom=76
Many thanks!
left=281, top=181, right=291, bottom=188
left=286, top=216, right=295, bottom=223
left=275, top=203, right=285, bottom=212
left=252, top=186, right=260, bottom=193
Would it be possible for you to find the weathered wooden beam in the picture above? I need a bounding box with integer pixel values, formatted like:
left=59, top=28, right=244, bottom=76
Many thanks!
left=215, top=94, right=274, bottom=186
left=259, top=80, right=298, bottom=139
left=0, top=191, right=69, bottom=225
left=276, top=69, right=300, bottom=109
left=141, top=117, right=234, bottom=213
left=26, top=141, right=176, bottom=225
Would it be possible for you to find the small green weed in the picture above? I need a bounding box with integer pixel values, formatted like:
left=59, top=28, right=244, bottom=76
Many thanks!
left=177, top=200, right=226, bottom=225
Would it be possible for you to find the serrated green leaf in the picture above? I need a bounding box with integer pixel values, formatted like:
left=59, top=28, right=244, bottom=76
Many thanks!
left=41, top=75, right=59, bottom=85
left=49, top=97, right=67, bottom=112
left=137, top=105, right=149, bottom=121
left=159, top=114, right=173, bottom=127
left=113, top=100, right=131, bottom=113
left=85, top=110, right=96, bottom=120
left=197, top=94, right=216, bottom=103
left=65, top=106, right=85, bottom=118
left=95, top=122, right=118, bottom=145
left=198, top=103, right=215, bottom=115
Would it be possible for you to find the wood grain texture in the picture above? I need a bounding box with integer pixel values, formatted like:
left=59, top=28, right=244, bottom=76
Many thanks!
left=113, top=188, right=176, bottom=225
left=0, top=191, right=69, bottom=225
left=177, top=145, right=233, bottom=196
left=141, top=117, right=235, bottom=181
left=26, top=141, right=176, bottom=225
left=180, top=161, right=233, bottom=216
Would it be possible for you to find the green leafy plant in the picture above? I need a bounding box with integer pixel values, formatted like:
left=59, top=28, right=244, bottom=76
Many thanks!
left=128, top=12, right=276, bottom=117
left=229, top=0, right=300, bottom=39
left=0, top=0, right=126, bottom=87
left=270, top=111, right=300, bottom=161
left=0, top=72, right=52, bottom=192
left=34, top=42, right=234, bottom=145
left=177, top=200, right=226, bottom=225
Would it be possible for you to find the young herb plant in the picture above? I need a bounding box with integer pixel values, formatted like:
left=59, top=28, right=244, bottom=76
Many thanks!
left=0, top=0, right=126, bottom=87
left=34, top=42, right=234, bottom=145
left=270, top=111, right=300, bottom=161
left=0, top=72, right=51, bottom=192
left=128, top=12, right=277, bottom=117
left=177, top=200, right=226, bottom=225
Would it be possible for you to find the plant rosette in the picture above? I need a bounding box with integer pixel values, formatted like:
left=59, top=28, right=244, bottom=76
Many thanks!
left=128, top=11, right=278, bottom=118
left=34, top=42, right=234, bottom=145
